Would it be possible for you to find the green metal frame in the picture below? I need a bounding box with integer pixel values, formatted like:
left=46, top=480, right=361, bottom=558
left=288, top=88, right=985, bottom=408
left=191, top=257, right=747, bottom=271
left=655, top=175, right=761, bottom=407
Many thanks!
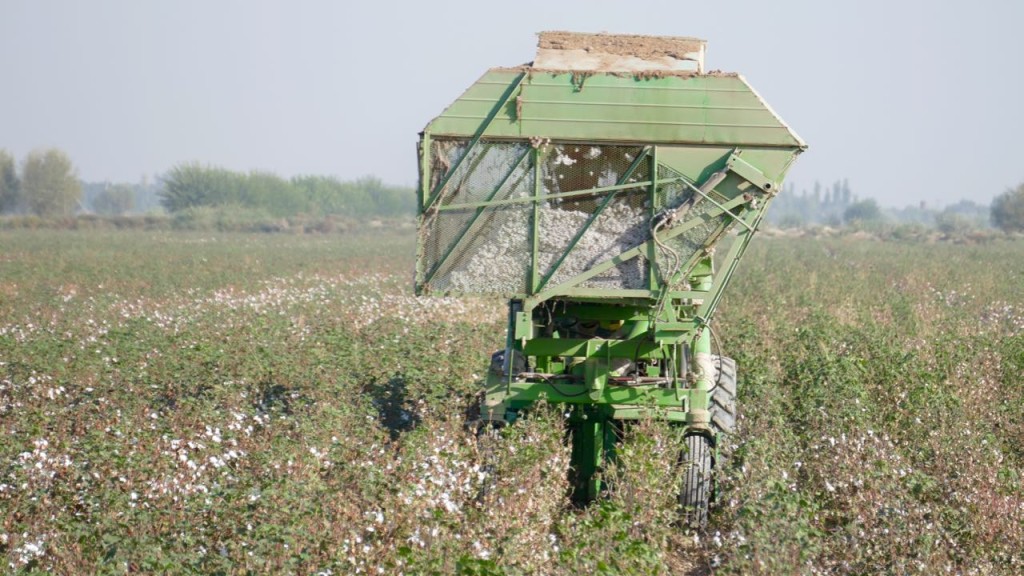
left=422, top=147, right=532, bottom=287
left=416, top=66, right=805, bottom=503
left=436, top=144, right=777, bottom=499
left=422, top=73, right=526, bottom=214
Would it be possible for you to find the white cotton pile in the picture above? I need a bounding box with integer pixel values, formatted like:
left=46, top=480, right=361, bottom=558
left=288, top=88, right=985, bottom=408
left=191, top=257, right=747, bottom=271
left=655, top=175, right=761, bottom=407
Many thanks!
left=445, top=201, right=648, bottom=294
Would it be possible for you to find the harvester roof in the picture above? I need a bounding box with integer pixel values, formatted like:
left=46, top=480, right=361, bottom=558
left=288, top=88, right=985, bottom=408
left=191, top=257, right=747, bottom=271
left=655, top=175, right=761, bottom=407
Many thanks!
left=424, top=31, right=806, bottom=150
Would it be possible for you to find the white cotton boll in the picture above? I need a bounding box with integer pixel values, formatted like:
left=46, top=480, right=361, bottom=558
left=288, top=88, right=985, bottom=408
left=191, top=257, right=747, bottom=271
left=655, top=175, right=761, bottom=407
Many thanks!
left=441, top=200, right=649, bottom=293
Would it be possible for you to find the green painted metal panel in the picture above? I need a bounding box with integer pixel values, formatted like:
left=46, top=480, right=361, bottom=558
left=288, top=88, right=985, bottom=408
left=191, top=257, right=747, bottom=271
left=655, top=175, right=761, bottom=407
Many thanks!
left=487, top=379, right=693, bottom=407
left=426, top=70, right=523, bottom=137
left=522, top=337, right=664, bottom=359
left=655, top=146, right=798, bottom=191
left=426, top=70, right=804, bottom=148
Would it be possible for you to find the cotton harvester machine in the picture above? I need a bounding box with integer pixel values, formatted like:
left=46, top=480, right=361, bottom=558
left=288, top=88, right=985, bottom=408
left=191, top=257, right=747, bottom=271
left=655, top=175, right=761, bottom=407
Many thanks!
left=415, top=32, right=806, bottom=525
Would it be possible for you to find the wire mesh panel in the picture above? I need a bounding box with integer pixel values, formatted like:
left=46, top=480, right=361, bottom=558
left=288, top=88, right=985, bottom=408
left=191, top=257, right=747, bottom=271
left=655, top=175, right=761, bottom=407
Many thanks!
left=418, top=139, right=758, bottom=297
left=422, top=139, right=534, bottom=295
left=540, top=144, right=645, bottom=195
left=656, top=164, right=730, bottom=266
left=420, top=140, right=658, bottom=296
left=572, top=188, right=650, bottom=289
left=539, top=144, right=649, bottom=290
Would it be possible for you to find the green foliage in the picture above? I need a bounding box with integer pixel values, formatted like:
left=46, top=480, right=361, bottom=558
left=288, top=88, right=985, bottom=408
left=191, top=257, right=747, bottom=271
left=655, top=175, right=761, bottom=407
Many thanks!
left=843, top=198, right=882, bottom=224
left=81, top=178, right=164, bottom=216
left=934, top=211, right=972, bottom=235
left=991, top=182, right=1024, bottom=232
left=776, top=212, right=805, bottom=229
left=159, top=162, right=243, bottom=212
left=160, top=163, right=414, bottom=218
left=939, top=199, right=991, bottom=229
left=20, top=148, right=81, bottom=216
left=91, top=183, right=135, bottom=215
left=768, top=179, right=853, bottom=226
left=292, top=175, right=415, bottom=217
left=0, top=148, right=19, bottom=213
left=768, top=183, right=1000, bottom=233
left=713, top=238, right=1024, bottom=574
left=1, top=231, right=1022, bottom=573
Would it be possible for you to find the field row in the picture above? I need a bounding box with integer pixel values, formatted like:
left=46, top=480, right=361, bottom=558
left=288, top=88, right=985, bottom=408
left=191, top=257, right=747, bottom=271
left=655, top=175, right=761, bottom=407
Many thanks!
left=0, top=230, right=1021, bottom=574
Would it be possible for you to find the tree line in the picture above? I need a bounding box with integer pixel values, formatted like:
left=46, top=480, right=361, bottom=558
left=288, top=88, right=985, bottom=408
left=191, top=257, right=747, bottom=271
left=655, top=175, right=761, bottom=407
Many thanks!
left=3, top=147, right=1024, bottom=232
left=767, top=178, right=1024, bottom=233
left=0, top=148, right=416, bottom=219
left=158, top=163, right=414, bottom=218
left=0, top=148, right=82, bottom=217
left=768, top=178, right=877, bottom=227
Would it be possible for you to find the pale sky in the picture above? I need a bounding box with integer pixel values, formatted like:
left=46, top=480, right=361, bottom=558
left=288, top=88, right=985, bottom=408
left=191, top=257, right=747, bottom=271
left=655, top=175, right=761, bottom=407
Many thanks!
left=2, top=0, right=1022, bottom=207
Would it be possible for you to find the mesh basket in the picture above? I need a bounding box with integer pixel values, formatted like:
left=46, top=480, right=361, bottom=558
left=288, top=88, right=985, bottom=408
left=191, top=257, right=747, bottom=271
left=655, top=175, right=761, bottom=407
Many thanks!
left=420, top=139, right=738, bottom=296
left=539, top=144, right=649, bottom=290
left=656, top=164, right=730, bottom=265
left=423, top=140, right=534, bottom=295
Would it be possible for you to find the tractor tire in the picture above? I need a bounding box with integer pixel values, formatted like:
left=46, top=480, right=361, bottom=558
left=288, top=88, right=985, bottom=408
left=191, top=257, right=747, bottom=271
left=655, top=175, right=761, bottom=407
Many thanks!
left=678, top=356, right=736, bottom=529
left=709, top=355, right=738, bottom=436
left=680, top=433, right=713, bottom=529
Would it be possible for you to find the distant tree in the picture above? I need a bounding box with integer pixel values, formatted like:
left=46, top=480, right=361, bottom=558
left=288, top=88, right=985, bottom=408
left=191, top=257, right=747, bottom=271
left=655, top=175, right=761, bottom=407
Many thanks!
left=945, top=199, right=988, bottom=216
left=935, top=200, right=990, bottom=230
left=991, top=183, right=1024, bottom=232
left=93, top=183, right=135, bottom=215
left=160, top=163, right=416, bottom=218
left=357, top=175, right=416, bottom=216
left=843, top=198, right=882, bottom=224
left=292, top=175, right=348, bottom=215
left=935, top=211, right=973, bottom=235
left=159, top=162, right=241, bottom=212
left=21, top=148, right=81, bottom=216
left=134, top=175, right=163, bottom=213
left=241, top=170, right=306, bottom=216
left=0, top=149, right=19, bottom=213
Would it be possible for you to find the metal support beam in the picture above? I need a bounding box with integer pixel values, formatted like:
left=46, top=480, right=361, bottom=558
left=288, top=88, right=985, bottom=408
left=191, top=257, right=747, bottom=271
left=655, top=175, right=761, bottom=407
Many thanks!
left=649, top=147, right=661, bottom=290
left=535, top=147, right=650, bottom=292
left=423, top=72, right=526, bottom=213
left=422, top=147, right=531, bottom=286
left=570, top=408, right=605, bottom=502
left=531, top=147, right=543, bottom=292
left=437, top=177, right=661, bottom=211
left=694, top=207, right=764, bottom=326
left=525, top=192, right=751, bottom=307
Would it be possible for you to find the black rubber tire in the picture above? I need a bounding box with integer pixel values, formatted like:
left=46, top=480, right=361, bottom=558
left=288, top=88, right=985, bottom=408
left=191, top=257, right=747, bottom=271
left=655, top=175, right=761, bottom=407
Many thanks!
left=709, top=355, right=738, bottom=436
left=680, top=433, right=713, bottom=529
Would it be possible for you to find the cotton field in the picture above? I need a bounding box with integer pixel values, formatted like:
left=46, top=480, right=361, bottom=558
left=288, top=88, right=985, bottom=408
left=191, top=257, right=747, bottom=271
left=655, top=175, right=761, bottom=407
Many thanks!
left=0, top=229, right=1021, bottom=574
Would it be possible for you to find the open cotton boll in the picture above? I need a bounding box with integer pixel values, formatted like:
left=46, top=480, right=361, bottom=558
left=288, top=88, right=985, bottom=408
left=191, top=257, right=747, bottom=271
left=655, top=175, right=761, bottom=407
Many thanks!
left=445, top=201, right=649, bottom=294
